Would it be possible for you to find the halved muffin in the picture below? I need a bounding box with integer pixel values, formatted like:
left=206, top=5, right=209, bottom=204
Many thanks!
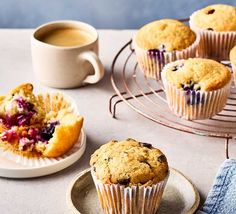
left=0, top=83, right=83, bottom=158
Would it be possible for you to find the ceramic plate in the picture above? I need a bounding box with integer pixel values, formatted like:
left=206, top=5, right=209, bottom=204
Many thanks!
left=67, top=167, right=200, bottom=214
left=0, top=129, right=86, bottom=178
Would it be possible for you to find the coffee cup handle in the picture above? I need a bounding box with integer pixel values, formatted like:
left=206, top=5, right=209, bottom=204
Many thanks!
left=79, top=51, right=105, bottom=84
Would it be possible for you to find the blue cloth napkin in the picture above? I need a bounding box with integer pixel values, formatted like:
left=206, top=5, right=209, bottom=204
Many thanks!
left=197, top=159, right=236, bottom=214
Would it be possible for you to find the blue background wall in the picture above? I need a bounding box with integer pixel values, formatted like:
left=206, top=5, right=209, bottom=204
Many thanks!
left=0, top=0, right=235, bottom=29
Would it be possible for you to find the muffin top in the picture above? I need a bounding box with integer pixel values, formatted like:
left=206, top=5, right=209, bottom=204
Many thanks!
left=162, top=58, right=231, bottom=91
left=90, top=138, right=169, bottom=186
left=230, top=46, right=236, bottom=65
left=190, top=4, right=236, bottom=32
left=134, top=19, right=196, bottom=52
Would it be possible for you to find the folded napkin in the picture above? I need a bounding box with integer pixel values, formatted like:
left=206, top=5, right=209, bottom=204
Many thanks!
left=197, top=159, right=236, bottom=214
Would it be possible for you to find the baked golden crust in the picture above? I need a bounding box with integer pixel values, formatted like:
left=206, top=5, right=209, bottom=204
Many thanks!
left=190, top=4, right=236, bottom=32
left=9, top=83, right=33, bottom=95
left=90, top=138, right=169, bottom=186
left=134, top=19, right=196, bottom=51
left=0, top=83, right=83, bottom=158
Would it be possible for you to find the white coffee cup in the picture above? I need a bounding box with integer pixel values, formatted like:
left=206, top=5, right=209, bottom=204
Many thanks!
left=31, top=20, right=104, bottom=88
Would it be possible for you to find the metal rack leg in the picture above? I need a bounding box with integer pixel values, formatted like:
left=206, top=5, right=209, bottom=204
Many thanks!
left=109, top=90, right=163, bottom=118
left=109, top=92, right=126, bottom=118
left=225, top=137, right=230, bottom=159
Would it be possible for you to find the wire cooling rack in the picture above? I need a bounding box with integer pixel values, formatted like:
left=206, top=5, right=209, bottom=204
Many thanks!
left=109, top=39, right=234, bottom=158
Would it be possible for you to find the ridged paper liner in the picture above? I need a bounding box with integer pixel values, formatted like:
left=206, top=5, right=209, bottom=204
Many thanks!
left=189, top=12, right=236, bottom=61
left=0, top=92, right=81, bottom=167
left=91, top=170, right=169, bottom=214
left=133, top=32, right=201, bottom=79
left=161, top=60, right=231, bottom=120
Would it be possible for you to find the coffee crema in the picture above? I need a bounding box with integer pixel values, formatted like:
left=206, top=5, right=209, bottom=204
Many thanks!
left=39, top=28, right=94, bottom=47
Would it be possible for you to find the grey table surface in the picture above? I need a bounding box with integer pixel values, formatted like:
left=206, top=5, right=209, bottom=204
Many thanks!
left=0, top=29, right=235, bottom=214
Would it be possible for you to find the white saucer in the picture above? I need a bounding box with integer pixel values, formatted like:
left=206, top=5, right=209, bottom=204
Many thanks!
left=0, top=129, right=86, bottom=178
left=67, top=167, right=200, bottom=214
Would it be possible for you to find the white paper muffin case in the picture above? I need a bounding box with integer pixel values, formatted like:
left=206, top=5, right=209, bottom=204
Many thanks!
left=161, top=61, right=231, bottom=120
left=189, top=13, right=236, bottom=61
left=0, top=92, right=79, bottom=166
left=133, top=33, right=201, bottom=80
left=91, top=170, right=169, bottom=214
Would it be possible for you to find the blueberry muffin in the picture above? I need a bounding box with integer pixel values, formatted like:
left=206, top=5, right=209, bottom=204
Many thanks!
left=0, top=83, right=83, bottom=158
left=133, top=19, right=200, bottom=79
left=161, top=58, right=231, bottom=120
left=190, top=4, right=236, bottom=60
left=90, top=138, right=169, bottom=214
left=230, top=46, right=236, bottom=85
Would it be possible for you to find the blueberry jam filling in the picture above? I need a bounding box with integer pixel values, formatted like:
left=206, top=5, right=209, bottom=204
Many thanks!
left=1, top=113, right=33, bottom=128
left=147, top=44, right=166, bottom=70
left=172, top=63, right=184, bottom=72
left=19, top=138, right=35, bottom=151
left=0, top=97, right=36, bottom=127
left=207, top=9, right=215, bottom=14
left=41, top=121, right=59, bottom=141
left=0, top=121, right=59, bottom=152
left=181, top=81, right=204, bottom=105
left=16, top=97, right=35, bottom=112
left=1, top=129, right=19, bottom=142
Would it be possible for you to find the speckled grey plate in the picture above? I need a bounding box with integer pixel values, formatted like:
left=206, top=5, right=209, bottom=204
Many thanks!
left=67, top=168, right=200, bottom=214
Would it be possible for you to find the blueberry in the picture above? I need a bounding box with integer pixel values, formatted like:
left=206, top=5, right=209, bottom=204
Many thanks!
left=140, top=159, right=151, bottom=167
left=147, top=49, right=159, bottom=55
left=186, top=90, right=191, bottom=95
left=207, top=9, right=215, bottom=14
left=196, top=92, right=201, bottom=104
left=194, top=84, right=201, bottom=91
left=183, top=86, right=190, bottom=91
left=104, top=157, right=112, bottom=162
left=181, top=81, right=204, bottom=105
left=207, top=28, right=214, bottom=31
left=159, top=44, right=166, bottom=52
left=201, top=93, right=205, bottom=104
left=118, top=177, right=130, bottom=185
left=189, top=84, right=194, bottom=90
left=157, top=155, right=166, bottom=163
left=140, top=142, right=152, bottom=148
left=41, top=121, right=59, bottom=141
left=16, top=97, right=35, bottom=112
left=147, top=47, right=166, bottom=68
left=126, top=138, right=136, bottom=141
left=173, top=63, right=184, bottom=71
left=172, top=66, right=178, bottom=71
left=187, top=91, right=203, bottom=105
left=188, top=91, right=195, bottom=105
